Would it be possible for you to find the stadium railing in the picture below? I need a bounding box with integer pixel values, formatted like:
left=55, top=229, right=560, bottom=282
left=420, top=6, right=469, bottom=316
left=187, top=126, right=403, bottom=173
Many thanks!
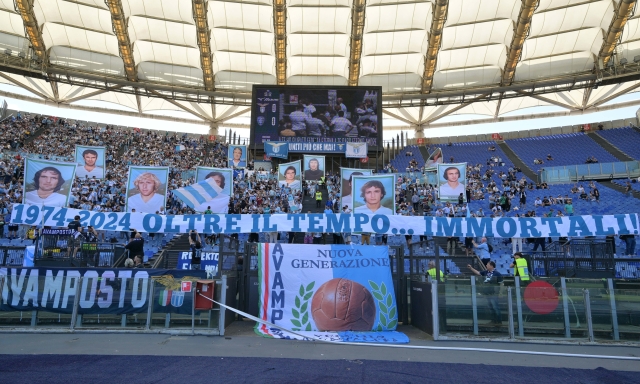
left=540, top=160, right=640, bottom=183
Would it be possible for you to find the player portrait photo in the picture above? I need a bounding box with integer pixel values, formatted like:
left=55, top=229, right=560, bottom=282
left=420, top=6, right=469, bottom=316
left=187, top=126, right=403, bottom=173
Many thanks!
left=351, top=174, right=395, bottom=215
left=125, top=166, right=169, bottom=213
left=424, top=147, right=443, bottom=168
left=74, top=145, right=106, bottom=179
left=195, top=167, right=233, bottom=213
left=23, top=158, right=76, bottom=207
left=303, top=155, right=325, bottom=181
left=437, top=163, right=467, bottom=201
left=228, top=145, right=247, bottom=168
left=340, top=168, right=372, bottom=211
left=278, top=160, right=302, bottom=191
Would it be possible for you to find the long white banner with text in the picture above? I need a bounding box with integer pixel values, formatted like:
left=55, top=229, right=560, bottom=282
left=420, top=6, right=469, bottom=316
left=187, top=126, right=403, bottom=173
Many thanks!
left=10, top=204, right=639, bottom=238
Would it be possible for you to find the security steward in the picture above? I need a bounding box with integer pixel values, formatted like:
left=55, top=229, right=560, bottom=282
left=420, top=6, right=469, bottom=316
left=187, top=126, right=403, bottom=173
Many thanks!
left=315, top=190, right=323, bottom=208
left=426, top=260, right=445, bottom=282
left=319, top=175, right=325, bottom=189
left=510, top=251, right=530, bottom=284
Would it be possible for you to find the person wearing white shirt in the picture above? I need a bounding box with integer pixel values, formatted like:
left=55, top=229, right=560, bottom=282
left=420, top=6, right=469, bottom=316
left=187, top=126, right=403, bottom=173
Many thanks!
left=354, top=179, right=393, bottom=215
left=439, top=167, right=465, bottom=198
left=25, top=166, right=68, bottom=207
left=289, top=105, right=308, bottom=136
left=75, top=149, right=104, bottom=179
left=127, top=172, right=165, bottom=213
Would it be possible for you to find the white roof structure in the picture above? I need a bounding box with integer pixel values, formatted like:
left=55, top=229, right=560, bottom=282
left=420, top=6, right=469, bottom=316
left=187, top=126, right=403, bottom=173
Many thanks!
left=1, top=0, right=640, bottom=135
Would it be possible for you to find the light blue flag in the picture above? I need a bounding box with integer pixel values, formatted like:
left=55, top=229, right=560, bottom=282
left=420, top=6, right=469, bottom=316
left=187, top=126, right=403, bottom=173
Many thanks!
left=172, top=177, right=229, bottom=213
left=265, top=141, right=289, bottom=159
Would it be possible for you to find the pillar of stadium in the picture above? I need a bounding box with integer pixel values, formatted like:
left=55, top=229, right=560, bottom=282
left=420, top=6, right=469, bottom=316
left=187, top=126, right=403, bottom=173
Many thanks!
left=192, top=0, right=219, bottom=136
left=415, top=0, right=449, bottom=138
left=274, top=0, right=287, bottom=85
left=348, top=0, right=366, bottom=86
left=13, top=0, right=59, bottom=102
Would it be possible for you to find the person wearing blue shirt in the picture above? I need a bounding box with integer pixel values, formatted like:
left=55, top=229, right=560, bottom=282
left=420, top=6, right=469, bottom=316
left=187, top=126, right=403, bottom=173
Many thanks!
left=467, top=261, right=503, bottom=325
left=472, top=237, right=491, bottom=263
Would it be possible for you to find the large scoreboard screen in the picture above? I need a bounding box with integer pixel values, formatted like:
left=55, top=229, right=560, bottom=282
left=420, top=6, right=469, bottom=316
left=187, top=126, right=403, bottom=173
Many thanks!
left=250, top=85, right=382, bottom=152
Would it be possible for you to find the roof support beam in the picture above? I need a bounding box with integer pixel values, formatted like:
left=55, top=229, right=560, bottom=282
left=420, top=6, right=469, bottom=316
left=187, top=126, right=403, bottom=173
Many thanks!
left=273, top=0, right=287, bottom=85
left=421, top=0, right=448, bottom=93
left=501, top=0, right=539, bottom=86
left=14, top=0, right=47, bottom=63
left=581, top=80, right=594, bottom=109
left=382, top=109, right=416, bottom=125
left=0, top=72, right=51, bottom=100
left=586, top=81, right=640, bottom=108
left=105, top=0, right=138, bottom=81
left=192, top=0, right=216, bottom=91
left=62, top=85, right=124, bottom=104
left=599, top=0, right=637, bottom=67
left=347, top=0, right=366, bottom=86
left=214, top=107, right=251, bottom=123
left=422, top=93, right=490, bottom=124
left=515, top=90, right=577, bottom=110
left=147, top=90, right=212, bottom=122
left=50, top=81, right=59, bottom=102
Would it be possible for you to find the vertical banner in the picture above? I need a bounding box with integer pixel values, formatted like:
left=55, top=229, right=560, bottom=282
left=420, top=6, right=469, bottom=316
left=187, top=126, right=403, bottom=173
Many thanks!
left=340, top=167, right=371, bottom=211
left=228, top=145, right=248, bottom=168
left=256, top=244, right=404, bottom=341
left=190, top=167, right=233, bottom=213
left=23, top=158, right=76, bottom=207
left=345, top=142, right=368, bottom=158
left=126, top=166, right=170, bottom=213
left=74, top=145, right=106, bottom=179
left=424, top=147, right=443, bottom=168
left=278, top=160, right=302, bottom=191
left=303, top=155, right=325, bottom=181
left=437, top=162, right=467, bottom=201
left=352, top=174, right=396, bottom=215
left=264, top=141, right=289, bottom=159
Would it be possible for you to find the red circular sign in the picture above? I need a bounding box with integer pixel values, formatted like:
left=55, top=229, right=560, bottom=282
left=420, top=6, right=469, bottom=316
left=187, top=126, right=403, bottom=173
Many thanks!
left=523, top=281, right=559, bottom=315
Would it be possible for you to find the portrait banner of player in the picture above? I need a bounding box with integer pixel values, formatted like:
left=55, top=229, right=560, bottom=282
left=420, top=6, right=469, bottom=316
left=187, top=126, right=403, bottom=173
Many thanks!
left=303, top=155, right=325, bottom=181
left=340, top=167, right=372, bottom=211
left=23, top=158, right=76, bottom=207
left=437, top=162, right=467, bottom=202
left=228, top=145, right=247, bottom=168
left=74, top=145, right=106, bottom=179
left=125, top=166, right=169, bottom=213
left=195, top=166, right=233, bottom=212
left=352, top=175, right=395, bottom=215
left=424, top=147, right=444, bottom=168
left=278, top=160, right=302, bottom=191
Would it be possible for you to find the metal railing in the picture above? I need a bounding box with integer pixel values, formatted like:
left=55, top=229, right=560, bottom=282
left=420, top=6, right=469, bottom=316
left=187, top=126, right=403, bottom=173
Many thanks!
left=540, top=160, right=640, bottom=183
left=0, top=247, right=27, bottom=266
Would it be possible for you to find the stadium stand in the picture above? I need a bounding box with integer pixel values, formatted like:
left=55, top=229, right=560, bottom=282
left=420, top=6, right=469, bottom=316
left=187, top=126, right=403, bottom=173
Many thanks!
left=595, top=126, right=640, bottom=160
left=506, top=132, right=619, bottom=172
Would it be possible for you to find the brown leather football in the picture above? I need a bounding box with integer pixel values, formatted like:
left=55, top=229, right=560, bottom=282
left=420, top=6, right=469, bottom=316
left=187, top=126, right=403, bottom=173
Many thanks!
left=311, top=278, right=376, bottom=331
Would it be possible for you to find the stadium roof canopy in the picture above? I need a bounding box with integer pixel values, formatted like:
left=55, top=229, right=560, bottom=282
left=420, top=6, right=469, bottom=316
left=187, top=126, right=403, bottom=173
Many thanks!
left=1, top=0, right=640, bottom=135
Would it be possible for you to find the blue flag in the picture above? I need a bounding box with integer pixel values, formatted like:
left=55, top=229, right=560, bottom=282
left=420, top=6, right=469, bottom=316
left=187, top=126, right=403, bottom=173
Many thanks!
left=265, top=141, right=289, bottom=159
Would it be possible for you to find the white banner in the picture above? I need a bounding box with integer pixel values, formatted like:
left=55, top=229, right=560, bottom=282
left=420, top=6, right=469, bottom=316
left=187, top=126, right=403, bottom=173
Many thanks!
left=345, top=142, right=368, bottom=158
left=10, top=204, right=640, bottom=238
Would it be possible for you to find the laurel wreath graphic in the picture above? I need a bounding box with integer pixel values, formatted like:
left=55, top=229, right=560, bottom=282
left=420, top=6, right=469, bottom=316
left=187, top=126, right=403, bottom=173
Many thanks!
left=369, top=280, right=398, bottom=331
left=291, top=282, right=315, bottom=331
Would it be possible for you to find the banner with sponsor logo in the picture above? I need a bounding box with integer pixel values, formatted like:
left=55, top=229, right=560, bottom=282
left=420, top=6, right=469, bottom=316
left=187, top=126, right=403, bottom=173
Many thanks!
left=264, top=142, right=289, bottom=159
left=345, top=142, right=368, bottom=158
left=178, top=251, right=220, bottom=278
left=23, top=158, right=76, bottom=208
left=10, top=204, right=640, bottom=238
left=74, top=145, right=106, bottom=179
left=255, top=244, right=407, bottom=342
left=0, top=268, right=205, bottom=315
left=125, top=166, right=170, bottom=213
